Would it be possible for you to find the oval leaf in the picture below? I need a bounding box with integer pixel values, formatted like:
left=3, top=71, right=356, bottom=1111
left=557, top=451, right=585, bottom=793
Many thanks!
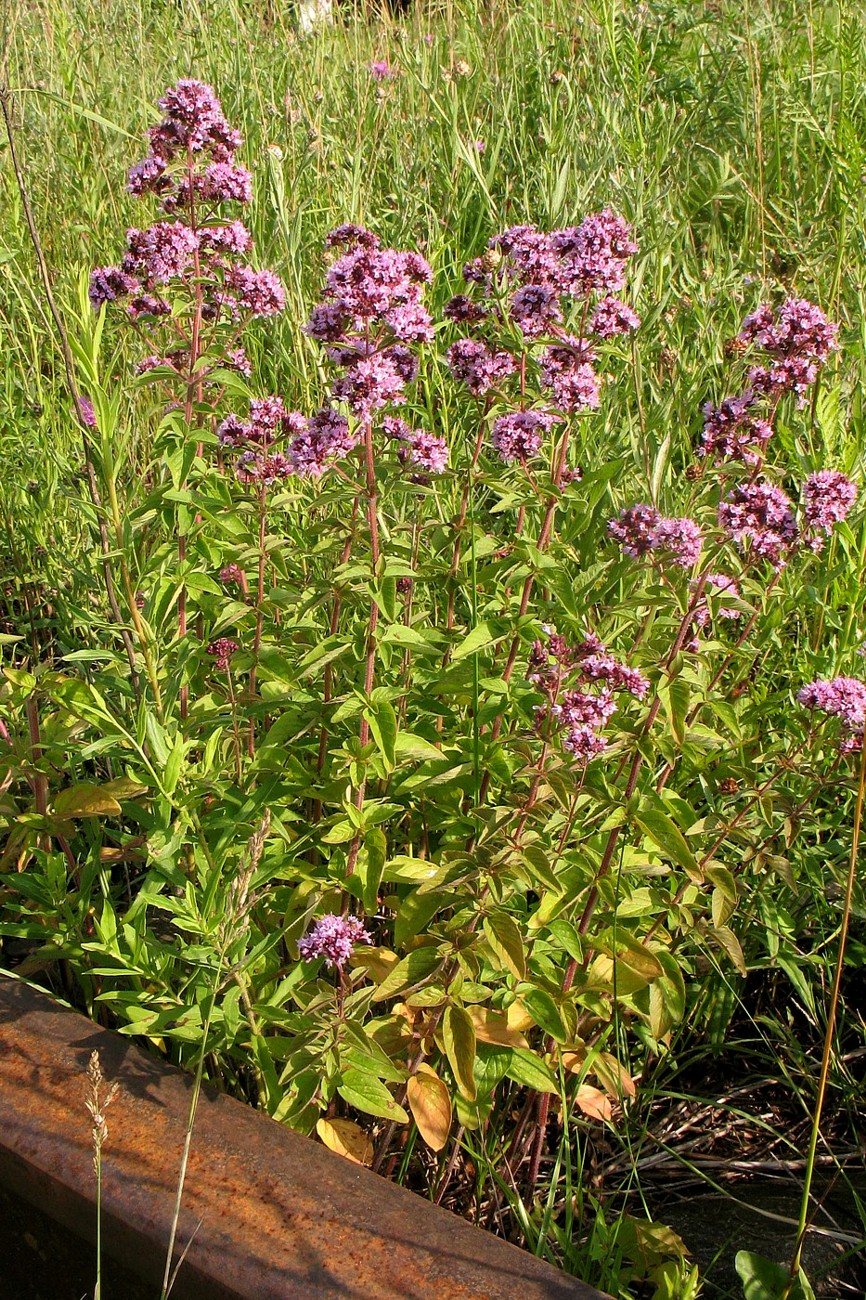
left=406, top=1064, right=452, bottom=1151
left=316, top=1117, right=374, bottom=1166
left=443, top=1004, right=477, bottom=1101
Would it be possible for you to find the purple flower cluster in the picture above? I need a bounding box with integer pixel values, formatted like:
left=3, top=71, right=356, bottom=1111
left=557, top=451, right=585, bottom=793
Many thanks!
left=207, top=637, right=239, bottom=670
left=447, top=212, right=639, bottom=456
left=90, top=79, right=284, bottom=355
left=287, top=407, right=358, bottom=479
left=447, top=338, right=515, bottom=395
left=491, top=410, right=557, bottom=464
left=609, top=505, right=703, bottom=569
left=383, top=417, right=449, bottom=475
left=739, top=298, right=838, bottom=397
left=298, top=913, right=372, bottom=970
left=718, top=481, right=798, bottom=568
left=529, top=632, right=648, bottom=766
left=218, top=397, right=359, bottom=484
left=798, top=677, right=866, bottom=752
left=303, top=225, right=432, bottom=441
left=700, top=392, right=773, bottom=465
left=589, top=297, right=641, bottom=338
left=693, top=574, right=742, bottom=629
left=539, top=339, right=601, bottom=412
left=802, top=471, right=857, bottom=550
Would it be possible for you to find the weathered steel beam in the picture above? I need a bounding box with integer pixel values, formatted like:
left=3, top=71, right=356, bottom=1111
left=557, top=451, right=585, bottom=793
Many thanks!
left=0, top=975, right=608, bottom=1300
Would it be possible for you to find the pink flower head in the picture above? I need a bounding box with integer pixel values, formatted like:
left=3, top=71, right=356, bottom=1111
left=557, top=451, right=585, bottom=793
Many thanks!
left=447, top=338, right=515, bottom=395
left=298, top=913, right=372, bottom=969
left=287, top=407, right=357, bottom=478
left=89, top=265, right=139, bottom=309
left=150, top=80, right=242, bottom=163
left=491, top=410, right=556, bottom=464
left=226, top=266, right=285, bottom=317
left=552, top=210, right=638, bottom=297
left=539, top=340, right=600, bottom=412
left=207, top=637, right=239, bottom=670
left=384, top=416, right=448, bottom=475
left=589, top=297, right=641, bottom=338
left=802, top=471, right=857, bottom=550
left=123, top=222, right=199, bottom=284
left=798, top=676, right=866, bottom=752
left=509, top=283, right=563, bottom=338
left=78, top=396, right=97, bottom=429
left=608, top=505, right=702, bottom=568
left=370, top=60, right=396, bottom=81
left=738, top=298, right=838, bottom=399
left=718, top=481, right=798, bottom=567
left=700, top=392, right=773, bottom=465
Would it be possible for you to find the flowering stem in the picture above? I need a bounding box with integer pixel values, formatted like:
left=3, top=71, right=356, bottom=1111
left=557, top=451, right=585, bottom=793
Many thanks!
left=477, top=423, right=571, bottom=803
left=247, top=483, right=268, bottom=756
left=178, top=146, right=205, bottom=725
left=314, top=498, right=359, bottom=788
left=656, top=567, right=782, bottom=792
left=347, top=420, right=380, bottom=878
left=782, top=737, right=866, bottom=1299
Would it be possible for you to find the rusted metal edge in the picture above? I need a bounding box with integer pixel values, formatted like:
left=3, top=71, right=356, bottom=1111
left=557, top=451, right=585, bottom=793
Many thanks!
left=0, top=975, right=609, bottom=1300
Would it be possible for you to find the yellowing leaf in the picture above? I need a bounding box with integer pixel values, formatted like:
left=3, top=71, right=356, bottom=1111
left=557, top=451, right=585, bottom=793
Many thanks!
left=350, top=946, right=400, bottom=983
left=483, top=912, right=526, bottom=980
left=574, top=1084, right=612, bottom=1122
left=559, top=1048, right=586, bottom=1075
left=468, top=1005, right=528, bottom=1049
left=407, top=1064, right=452, bottom=1151
left=316, top=1117, right=374, bottom=1166
left=505, top=1000, right=535, bottom=1032
left=442, top=1004, right=476, bottom=1101
left=53, top=784, right=122, bottom=819
left=592, top=1051, right=637, bottom=1100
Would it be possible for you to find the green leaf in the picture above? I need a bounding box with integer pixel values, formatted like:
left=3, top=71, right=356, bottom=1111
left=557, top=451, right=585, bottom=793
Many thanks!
left=520, top=988, right=567, bottom=1042
left=649, top=949, right=687, bottom=1039
left=394, top=731, right=443, bottom=762
left=359, top=827, right=387, bottom=915
left=506, top=1047, right=559, bottom=1093
left=483, top=912, right=527, bottom=980
left=53, top=784, right=122, bottom=819
left=635, top=806, right=703, bottom=880
left=394, top=891, right=450, bottom=947
left=365, top=698, right=397, bottom=772
left=735, top=1251, right=815, bottom=1300
left=452, top=621, right=496, bottom=661
left=443, top=1004, right=477, bottom=1100
left=711, top=925, right=747, bottom=976
left=338, top=1071, right=409, bottom=1123
left=371, top=945, right=444, bottom=1001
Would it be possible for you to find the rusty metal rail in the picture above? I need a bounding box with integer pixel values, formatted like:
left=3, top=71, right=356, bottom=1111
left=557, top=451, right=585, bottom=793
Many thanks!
left=0, top=975, right=608, bottom=1299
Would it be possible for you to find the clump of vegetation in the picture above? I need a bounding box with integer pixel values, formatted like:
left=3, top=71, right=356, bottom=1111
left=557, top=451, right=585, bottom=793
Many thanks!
left=2, top=4, right=866, bottom=1297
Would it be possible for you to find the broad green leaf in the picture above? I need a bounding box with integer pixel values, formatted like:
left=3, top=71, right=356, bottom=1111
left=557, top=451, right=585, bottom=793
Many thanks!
left=483, top=912, right=526, bottom=980
left=359, top=827, right=387, bottom=915
left=54, top=784, right=122, bottom=819
left=365, top=698, right=397, bottom=771
left=452, top=621, right=496, bottom=661
left=338, top=1070, right=409, bottom=1122
left=635, top=807, right=703, bottom=880
left=735, top=1251, right=815, bottom=1300
left=371, top=945, right=444, bottom=1001
left=506, top=1047, right=559, bottom=1093
left=520, top=988, right=568, bottom=1042
left=443, top=1004, right=477, bottom=1100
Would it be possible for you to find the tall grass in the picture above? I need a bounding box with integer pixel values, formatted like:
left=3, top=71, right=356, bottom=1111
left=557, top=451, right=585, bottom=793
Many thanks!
left=2, top=2, right=866, bottom=1296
